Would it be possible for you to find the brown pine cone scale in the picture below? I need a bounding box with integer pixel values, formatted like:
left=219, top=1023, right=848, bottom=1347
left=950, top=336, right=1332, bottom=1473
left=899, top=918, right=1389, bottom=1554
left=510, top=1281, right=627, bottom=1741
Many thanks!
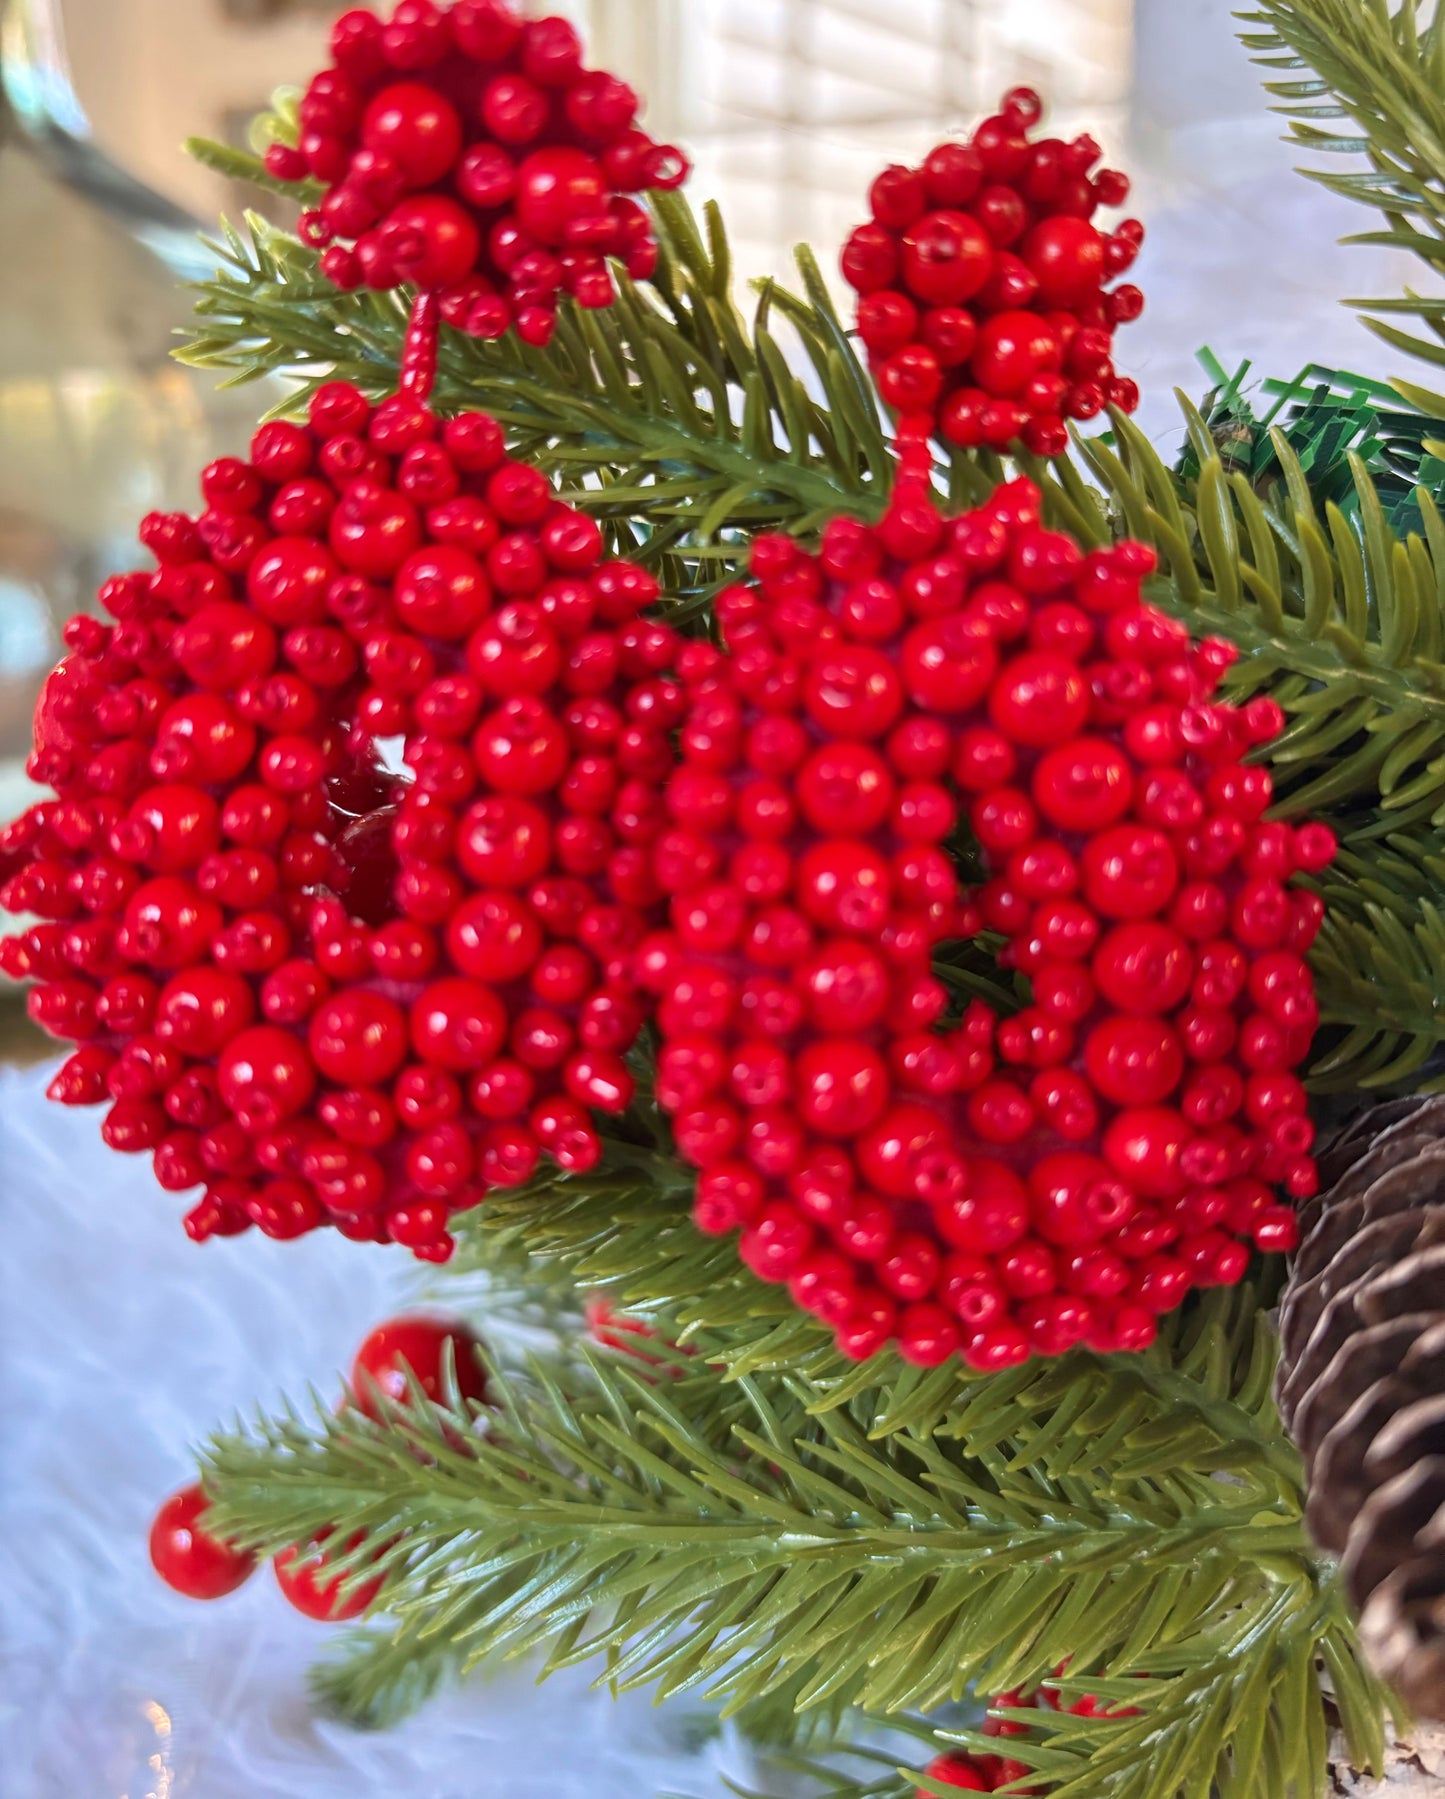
left=1276, top=1097, right=1445, bottom=1720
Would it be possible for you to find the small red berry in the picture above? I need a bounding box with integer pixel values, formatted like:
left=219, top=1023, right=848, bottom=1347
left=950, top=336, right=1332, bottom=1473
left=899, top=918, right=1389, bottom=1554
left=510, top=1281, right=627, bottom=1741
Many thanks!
left=149, top=1483, right=257, bottom=1599
left=350, top=1313, right=491, bottom=1417
left=274, top=1530, right=385, bottom=1622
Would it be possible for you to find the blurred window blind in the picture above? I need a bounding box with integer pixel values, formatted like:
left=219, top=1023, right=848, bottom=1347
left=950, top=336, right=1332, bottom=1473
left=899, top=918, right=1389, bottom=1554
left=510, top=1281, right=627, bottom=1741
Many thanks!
left=586, top=0, right=1132, bottom=287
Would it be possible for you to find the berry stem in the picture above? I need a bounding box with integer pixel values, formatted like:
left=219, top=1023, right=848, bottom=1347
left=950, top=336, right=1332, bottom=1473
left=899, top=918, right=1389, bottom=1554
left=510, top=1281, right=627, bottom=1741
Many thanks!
left=400, top=291, right=441, bottom=403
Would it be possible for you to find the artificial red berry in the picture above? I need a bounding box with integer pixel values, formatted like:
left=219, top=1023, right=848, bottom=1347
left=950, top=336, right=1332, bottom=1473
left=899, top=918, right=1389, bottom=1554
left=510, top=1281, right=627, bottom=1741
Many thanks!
left=916, top=1753, right=990, bottom=1792
left=149, top=1483, right=257, bottom=1599
left=271, top=0, right=689, bottom=340
left=350, top=1313, right=491, bottom=1416
left=5, top=386, right=681, bottom=1257
left=274, top=1530, right=385, bottom=1621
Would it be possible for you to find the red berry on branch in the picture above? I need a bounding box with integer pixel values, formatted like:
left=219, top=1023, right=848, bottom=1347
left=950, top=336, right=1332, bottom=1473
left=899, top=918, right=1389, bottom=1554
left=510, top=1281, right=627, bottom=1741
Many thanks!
left=149, top=1482, right=257, bottom=1599
left=916, top=1754, right=991, bottom=1793
left=274, top=1530, right=385, bottom=1621
left=350, top=1313, right=491, bottom=1416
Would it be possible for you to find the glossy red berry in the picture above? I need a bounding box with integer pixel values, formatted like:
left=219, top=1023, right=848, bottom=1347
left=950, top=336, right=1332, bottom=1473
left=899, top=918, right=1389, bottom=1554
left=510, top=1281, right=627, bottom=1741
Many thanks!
left=149, top=1483, right=257, bottom=1599
left=274, top=1530, right=385, bottom=1622
left=350, top=1313, right=491, bottom=1417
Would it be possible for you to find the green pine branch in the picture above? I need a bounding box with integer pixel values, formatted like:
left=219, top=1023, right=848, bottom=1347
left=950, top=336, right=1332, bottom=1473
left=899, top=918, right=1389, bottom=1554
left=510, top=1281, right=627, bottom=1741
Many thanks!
left=178, top=189, right=891, bottom=618
left=1237, top=0, right=1445, bottom=412
left=198, top=1265, right=1385, bottom=1798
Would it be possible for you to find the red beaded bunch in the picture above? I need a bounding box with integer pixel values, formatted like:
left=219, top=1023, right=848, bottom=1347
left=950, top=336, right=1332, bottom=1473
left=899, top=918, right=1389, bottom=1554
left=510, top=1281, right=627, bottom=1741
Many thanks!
left=267, top=0, right=688, bottom=346
left=643, top=474, right=1332, bottom=1368
left=842, top=87, right=1143, bottom=456
left=2, top=380, right=681, bottom=1260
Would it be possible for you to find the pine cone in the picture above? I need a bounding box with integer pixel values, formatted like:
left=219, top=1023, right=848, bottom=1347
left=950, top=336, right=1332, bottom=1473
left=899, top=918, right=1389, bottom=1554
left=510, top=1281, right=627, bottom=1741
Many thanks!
left=1275, top=1096, right=1445, bottom=1719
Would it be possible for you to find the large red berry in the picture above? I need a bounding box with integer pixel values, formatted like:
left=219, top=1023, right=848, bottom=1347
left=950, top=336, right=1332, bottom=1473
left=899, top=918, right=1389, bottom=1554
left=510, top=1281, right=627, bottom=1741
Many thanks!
left=350, top=1313, right=491, bottom=1417
left=149, top=1483, right=257, bottom=1599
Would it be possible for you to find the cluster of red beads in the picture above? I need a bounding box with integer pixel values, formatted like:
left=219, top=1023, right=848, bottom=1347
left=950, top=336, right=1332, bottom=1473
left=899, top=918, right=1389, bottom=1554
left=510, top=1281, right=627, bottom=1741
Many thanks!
left=266, top=0, right=687, bottom=346
left=2, top=380, right=681, bottom=1259
left=916, top=1678, right=1141, bottom=1793
left=842, top=87, right=1143, bottom=456
left=642, top=474, right=1331, bottom=1368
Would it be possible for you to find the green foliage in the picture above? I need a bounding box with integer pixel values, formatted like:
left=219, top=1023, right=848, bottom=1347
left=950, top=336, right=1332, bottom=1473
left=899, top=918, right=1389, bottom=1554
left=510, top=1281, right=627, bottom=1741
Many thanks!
left=1179, top=355, right=1445, bottom=536
left=178, top=176, right=893, bottom=616
left=201, top=1248, right=1386, bottom=1799
left=1238, top=0, right=1445, bottom=414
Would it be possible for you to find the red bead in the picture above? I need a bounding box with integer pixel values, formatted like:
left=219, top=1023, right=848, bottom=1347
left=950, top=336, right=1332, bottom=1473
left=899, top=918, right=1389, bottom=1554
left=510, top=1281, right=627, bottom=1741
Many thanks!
left=411, top=978, right=507, bottom=1070
left=350, top=1313, right=490, bottom=1417
left=972, top=311, right=1062, bottom=400
left=149, top=1483, right=257, bottom=1600
left=1028, top=739, right=1130, bottom=834
left=1092, top=921, right=1192, bottom=1013
left=219, top=1026, right=318, bottom=1129
left=796, top=1038, right=890, bottom=1136
left=1103, top=1107, right=1190, bottom=1199
left=1083, top=1016, right=1184, bottom=1106
left=900, top=210, right=994, bottom=305
left=1082, top=826, right=1179, bottom=918
left=274, top=1530, right=384, bottom=1622
left=361, top=81, right=462, bottom=187
left=1023, top=216, right=1106, bottom=305
left=989, top=651, right=1088, bottom=747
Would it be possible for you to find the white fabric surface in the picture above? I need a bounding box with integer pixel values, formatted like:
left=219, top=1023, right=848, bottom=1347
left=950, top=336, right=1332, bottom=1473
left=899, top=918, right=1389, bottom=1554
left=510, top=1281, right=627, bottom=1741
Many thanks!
left=0, top=129, right=1426, bottom=1799
left=0, top=1059, right=747, bottom=1798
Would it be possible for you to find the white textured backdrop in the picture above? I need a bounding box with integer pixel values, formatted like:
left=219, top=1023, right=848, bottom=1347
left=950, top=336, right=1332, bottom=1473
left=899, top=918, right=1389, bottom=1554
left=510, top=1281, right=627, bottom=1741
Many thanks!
left=0, top=1059, right=752, bottom=1798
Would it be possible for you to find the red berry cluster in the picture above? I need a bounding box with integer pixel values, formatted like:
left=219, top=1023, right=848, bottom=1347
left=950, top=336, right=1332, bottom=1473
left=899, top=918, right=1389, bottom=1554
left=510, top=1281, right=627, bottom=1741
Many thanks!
left=267, top=0, right=687, bottom=346
left=150, top=1314, right=488, bottom=1612
left=842, top=87, right=1143, bottom=457
left=3, top=382, right=681, bottom=1259
left=916, top=1678, right=1141, bottom=1793
left=643, top=475, right=1331, bottom=1368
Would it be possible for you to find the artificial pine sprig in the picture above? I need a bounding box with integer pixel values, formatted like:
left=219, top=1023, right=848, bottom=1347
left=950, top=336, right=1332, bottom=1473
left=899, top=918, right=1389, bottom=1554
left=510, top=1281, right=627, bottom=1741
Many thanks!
left=1237, top=0, right=1445, bottom=414
left=1179, top=358, right=1445, bottom=535
left=199, top=1262, right=1385, bottom=1798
